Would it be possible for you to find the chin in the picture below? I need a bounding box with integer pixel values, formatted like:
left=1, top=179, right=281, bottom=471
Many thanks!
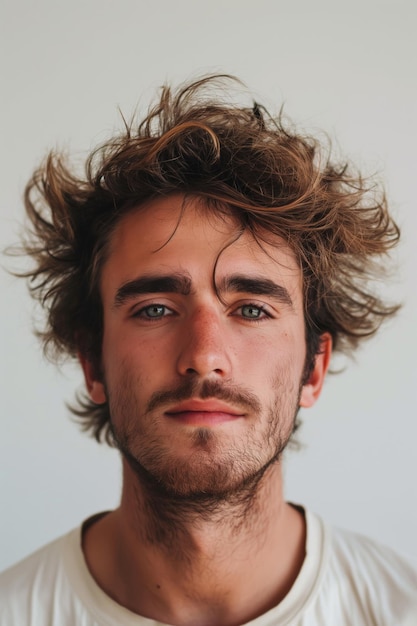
left=121, top=431, right=282, bottom=503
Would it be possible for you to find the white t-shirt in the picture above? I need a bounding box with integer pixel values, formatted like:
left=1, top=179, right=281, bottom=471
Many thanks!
left=0, top=509, right=416, bottom=625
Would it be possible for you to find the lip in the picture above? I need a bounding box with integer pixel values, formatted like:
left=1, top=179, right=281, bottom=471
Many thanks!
left=166, top=399, right=244, bottom=416
left=165, top=399, right=245, bottom=425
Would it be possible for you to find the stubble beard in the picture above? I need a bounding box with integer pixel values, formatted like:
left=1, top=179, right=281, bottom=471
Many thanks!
left=108, top=372, right=302, bottom=512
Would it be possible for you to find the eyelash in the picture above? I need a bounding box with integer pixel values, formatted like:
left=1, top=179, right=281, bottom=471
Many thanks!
left=133, top=304, right=175, bottom=320
left=133, top=302, right=272, bottom=322
left=236, top=303, right=271, bottom=321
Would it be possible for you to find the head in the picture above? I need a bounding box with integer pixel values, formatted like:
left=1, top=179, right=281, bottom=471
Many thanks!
left=21, top=75, right=400, bottom=446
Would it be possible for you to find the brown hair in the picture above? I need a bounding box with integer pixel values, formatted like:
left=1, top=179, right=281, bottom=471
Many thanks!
left=21, top=75, right=400, bottom=443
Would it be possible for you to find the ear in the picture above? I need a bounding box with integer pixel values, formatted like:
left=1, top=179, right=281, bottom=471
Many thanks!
left=78, top=352, right=107, bottom=405
left=299, top=333, right=332, bottom=408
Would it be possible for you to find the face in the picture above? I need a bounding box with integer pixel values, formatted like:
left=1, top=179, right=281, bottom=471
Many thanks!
left=82, top=195, right=330, bottom=498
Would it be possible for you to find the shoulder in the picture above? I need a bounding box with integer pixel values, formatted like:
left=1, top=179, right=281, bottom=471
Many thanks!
left=0, top=527, right=82, bottom=625
left=319, top=519, right=417, bottom=625
left=0, top=530, right=72, bottom=588
left=0, top=514, right=146, bottom=626
left=329, top=523, right=417, bottom=585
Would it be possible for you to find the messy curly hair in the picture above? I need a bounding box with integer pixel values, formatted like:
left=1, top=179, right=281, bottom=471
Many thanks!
left=21, top=75, right=400, bottom=444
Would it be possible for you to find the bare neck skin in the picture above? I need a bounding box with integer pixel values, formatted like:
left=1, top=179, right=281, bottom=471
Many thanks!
left=83, top=458, right=306, bottom=626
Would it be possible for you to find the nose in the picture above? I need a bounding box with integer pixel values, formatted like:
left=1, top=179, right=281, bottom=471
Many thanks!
left=176, top=306, right=232, bottom=378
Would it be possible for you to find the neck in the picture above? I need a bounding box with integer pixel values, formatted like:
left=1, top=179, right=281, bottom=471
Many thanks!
left=83, top=457, right=306, bottom=625
left=121, top=452, right=279, bottom=555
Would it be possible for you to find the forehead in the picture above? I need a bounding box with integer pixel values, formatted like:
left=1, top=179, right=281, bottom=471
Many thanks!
left=101, top=194, right=301, bottom=293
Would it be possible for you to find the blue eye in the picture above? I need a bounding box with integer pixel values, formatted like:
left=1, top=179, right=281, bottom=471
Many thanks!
left=139, top=305, right=167, bottom=318
left=133, top=303, right=176, bottom=322
left=241, top=304, right=264, bottom=319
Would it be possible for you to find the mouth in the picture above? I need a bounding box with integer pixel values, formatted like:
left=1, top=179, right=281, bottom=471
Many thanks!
left=165, top=399, right=245, bottom=426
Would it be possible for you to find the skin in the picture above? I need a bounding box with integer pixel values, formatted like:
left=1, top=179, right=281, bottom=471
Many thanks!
left=80, top=194, right=331, bottom=626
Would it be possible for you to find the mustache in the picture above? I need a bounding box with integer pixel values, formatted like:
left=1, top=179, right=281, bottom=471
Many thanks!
left=146, top=378, right=262, bottom=414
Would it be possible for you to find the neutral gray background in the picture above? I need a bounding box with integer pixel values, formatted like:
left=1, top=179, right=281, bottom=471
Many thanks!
left=1, top=0, right=416, bottom=571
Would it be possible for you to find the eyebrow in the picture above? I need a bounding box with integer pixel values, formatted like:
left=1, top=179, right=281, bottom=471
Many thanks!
left=113, top=273, right=192, bottom=308
left=113, top=272, right=293, bottom=309
left=218, top=275, right=293, bottom=307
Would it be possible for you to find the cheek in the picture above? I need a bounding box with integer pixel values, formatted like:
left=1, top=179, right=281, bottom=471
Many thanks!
left=241, top=328, right=306, bottom=373
left=102, top=331, right=170, bottom=397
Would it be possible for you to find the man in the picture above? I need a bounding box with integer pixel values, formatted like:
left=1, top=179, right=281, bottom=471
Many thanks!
left=1, top=75, right=416, bottom=625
